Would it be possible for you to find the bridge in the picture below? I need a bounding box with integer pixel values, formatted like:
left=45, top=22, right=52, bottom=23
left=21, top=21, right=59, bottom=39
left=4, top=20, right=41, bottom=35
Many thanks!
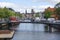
left=0, top=21, right=60, bottom=32
left=10, top=21, right=60, bottom=32
left=10, top=21, right=60, bottom=25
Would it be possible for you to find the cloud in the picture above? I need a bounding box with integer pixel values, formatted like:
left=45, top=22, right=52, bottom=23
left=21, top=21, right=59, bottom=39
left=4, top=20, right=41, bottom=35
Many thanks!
left=53, top=0, right=60, bottom=3
left=31, top=5, right=54, bottom=12
left=32, top=5, right=54, bottom=9
left=32, top=0, right=60, bottom=4
left=0, top=2, right=16, bottom=8
left=0, top=2, right=20, bottom=11
left=0, top=1, right=56, bottom=13
left=0, top=2, right=32, bottom=13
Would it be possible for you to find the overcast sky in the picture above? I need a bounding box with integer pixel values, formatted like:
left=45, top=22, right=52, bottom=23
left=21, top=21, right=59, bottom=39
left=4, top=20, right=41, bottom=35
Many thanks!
left=0, top=0, right=60, bottom=13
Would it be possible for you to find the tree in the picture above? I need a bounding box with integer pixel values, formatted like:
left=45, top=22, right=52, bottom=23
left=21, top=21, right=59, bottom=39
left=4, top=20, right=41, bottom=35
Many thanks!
left=0, top=8, right=4, bottom=18
left=55, top=7, right=60, bottom=14
left=8, top=8, right=15, bottom=11
left=55, top=2, right=60, bottom=8
left=0, top=7, right=16, bottom=21
left=44, top=10, right=52, bottom=19
left=54, top=2, right=60, bottom=20
left=16, top=12, right=22, bottom=18
left=35, top=12, right=40, bottom=17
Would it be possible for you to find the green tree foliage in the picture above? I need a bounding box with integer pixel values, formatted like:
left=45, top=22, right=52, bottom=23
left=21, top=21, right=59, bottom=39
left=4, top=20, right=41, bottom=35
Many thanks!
left=8, top=10, right=16, bottom=17
left=8, top=8, right=15, bottom=11
left=15, top=12, right=22, bottom=18
left=18, top=14, right=22, bottom=18
left=55, top=7, right=60, bottom=20
left=54, top=2, right=60, bottom=8
left=44, top=10, right=52, bottom=19
left=0, top=8, right=4, bottom=18
left=0, top=7, right=16, bottom=20
left=55, top=2, right=60, bottom=15
left=3, top=7, right=10, bottom=18
left=35, top=12, right=40, bottom=17
left=55, top=7, right=60, bottom=15
left=55, top=2, right=60, bottom=20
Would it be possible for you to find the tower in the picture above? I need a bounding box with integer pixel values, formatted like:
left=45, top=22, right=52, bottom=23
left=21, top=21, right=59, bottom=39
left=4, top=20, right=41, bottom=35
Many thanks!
left=25, top=10, right=27, bottom=14
left=25, top=10, right=28, bottom=19
left=31, top=9, right=35, bottom=21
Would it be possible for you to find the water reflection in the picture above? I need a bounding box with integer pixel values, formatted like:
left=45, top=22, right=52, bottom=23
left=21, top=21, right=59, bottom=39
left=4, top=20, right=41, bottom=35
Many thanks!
left=13, top=23, right=60, bottom=40
left=13, top=31, right=60, bottom=40
left=18, top=23, right=45, bottom=31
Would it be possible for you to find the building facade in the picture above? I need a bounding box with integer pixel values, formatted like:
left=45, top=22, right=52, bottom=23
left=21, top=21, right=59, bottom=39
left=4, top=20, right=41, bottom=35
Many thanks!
left=44, top=7, right=58, bottom=20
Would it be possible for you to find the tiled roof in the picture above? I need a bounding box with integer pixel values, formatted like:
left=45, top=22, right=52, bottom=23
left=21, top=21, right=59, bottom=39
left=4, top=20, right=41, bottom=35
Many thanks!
left=47, top=7, right=56, bottom=12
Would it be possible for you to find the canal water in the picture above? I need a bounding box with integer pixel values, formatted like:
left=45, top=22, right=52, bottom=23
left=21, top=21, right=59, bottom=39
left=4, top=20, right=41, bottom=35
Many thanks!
left=17, top=23, right=45, bottom=31
left=12, top=23, right=60, bottom=40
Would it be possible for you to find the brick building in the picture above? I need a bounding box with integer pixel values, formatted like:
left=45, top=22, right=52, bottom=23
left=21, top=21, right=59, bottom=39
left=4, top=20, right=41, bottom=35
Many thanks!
left=45, top=7, right=58, bottom=20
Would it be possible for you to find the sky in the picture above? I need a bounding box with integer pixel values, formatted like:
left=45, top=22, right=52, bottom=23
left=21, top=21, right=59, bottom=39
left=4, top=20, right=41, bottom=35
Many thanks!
left=0, top=0, right=60, bottom=13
